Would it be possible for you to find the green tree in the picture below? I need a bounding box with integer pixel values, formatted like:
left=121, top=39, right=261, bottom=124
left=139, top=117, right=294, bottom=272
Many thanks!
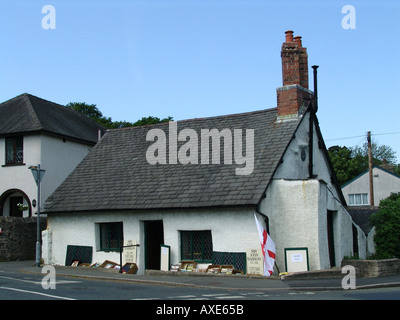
left=66, top=102, right=114, bottom=128
left=66, top=102, right=102, bottom=119
left=328, top=146, right=367, bottom=186
left=369, top=193, right=400, bottom=259
left=112, top=116, right=173, bottom=129
left=328, top=140, right=398, bottom=186
left=351, top=140, right=397, bottom=166
left=394, top=164, right=400, bottom=177
left=66, top=102, right=172, bottom=129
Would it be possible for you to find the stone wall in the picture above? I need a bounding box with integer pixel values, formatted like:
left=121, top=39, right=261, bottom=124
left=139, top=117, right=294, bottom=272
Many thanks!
left=341, top=259, right=400, bottom=277
left=0, top=217, right=46, bottom=261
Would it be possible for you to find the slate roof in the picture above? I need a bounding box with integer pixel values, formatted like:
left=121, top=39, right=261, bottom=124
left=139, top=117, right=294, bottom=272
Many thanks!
left=347, top=206, right=379, bottom=235
left=44, top=108, right=303, bottom=213
left=0, top=93, right=105, bottom=145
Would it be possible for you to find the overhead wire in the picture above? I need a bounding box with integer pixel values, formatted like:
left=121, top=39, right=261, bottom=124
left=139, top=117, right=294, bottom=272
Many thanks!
left=326, top=131, right=400, bottom=143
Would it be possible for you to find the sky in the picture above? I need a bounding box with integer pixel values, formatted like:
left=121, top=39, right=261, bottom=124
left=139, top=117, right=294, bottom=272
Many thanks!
left=2, top=0, right=400, bottom=162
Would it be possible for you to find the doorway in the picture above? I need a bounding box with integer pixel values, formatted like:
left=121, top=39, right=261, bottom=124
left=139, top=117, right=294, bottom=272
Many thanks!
left=144, top=220, right=164, bottom=270
left=10, top=196, right=23, bottom=217
left=352, top=224, right=359, bottom=258
left=0, top=189, right=32, bottom=217
left=327, top=210, right=336, bottom=267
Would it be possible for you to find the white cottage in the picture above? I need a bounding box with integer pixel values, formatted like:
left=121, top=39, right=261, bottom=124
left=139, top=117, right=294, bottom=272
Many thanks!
left=43, top=31, right=366, bottom=274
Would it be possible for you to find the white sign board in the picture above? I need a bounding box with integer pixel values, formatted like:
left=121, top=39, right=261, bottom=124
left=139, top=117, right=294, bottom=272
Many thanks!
left=123, top=240, right=137, bottom=265
left=246, top=248, right=263, bottom=275
left=160, top=245, right=170, bottom=271
left=284, top=248, right=309, bottom=273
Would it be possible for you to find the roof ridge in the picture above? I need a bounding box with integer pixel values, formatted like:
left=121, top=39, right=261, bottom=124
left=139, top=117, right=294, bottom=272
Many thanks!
left=178, top=107, right=277, bottom=122
left=0, top=92, right=27, bottom=106
left=22, top=93, right=44, bottom=130
left=108, top=107, right=277, bottom=132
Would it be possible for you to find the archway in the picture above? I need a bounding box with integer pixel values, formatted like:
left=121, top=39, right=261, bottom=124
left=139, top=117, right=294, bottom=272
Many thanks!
left=0, top=189, right=32, bottom=217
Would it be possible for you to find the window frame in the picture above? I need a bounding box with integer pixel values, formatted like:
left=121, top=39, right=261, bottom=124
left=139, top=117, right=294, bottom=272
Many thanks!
left=5, top=136, right=24, bottom=165
left=348, top=193, right=369, bottom=206
left=180, top=230, right=213, bottom=263
left=98, top=222, right=124, bottom=252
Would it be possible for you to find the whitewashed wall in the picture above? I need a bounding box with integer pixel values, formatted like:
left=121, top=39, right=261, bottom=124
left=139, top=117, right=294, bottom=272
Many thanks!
left=44, top=207, right=261, bottom=274
left=263, top=112, right=366, bottom=271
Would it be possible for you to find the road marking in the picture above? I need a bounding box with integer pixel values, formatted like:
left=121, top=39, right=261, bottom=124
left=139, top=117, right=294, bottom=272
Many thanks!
left=0, top=275, right=81, bottom=285
left=0, top=275, right=42, bottom=285
left=239, top=292, right=260, bottom=295
left=54, top=280, right=82, bottom=285
left=202, top=293, right=230, bottom=297
left=167, top=295, right=197, bottom=299
left=216, top=295, right=245, bottom=299
left=0, top=286, right=76, bottom=300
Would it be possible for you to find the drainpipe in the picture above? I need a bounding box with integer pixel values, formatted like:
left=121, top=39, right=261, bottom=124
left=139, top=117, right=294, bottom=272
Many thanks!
left=309, top=65, right=319, bottom=179
left=312, top=65, right=319, bottom=113
left=256, top=193, right=269, bottom=234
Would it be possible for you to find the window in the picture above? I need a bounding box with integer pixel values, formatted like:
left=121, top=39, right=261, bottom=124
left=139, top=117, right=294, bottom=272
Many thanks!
left=348, top=193, right=368, bottom=206
left=99, top=222, right=123, bottom=251
left=6, top=136, right=23, bottom=165
left=181, top=230, right=213, bottom=262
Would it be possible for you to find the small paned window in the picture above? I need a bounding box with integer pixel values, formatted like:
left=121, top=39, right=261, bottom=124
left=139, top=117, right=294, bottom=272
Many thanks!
left=6, top=136, right=23, bottom=165
left=348, top=193, right=368, bottom=206
left=99, top=222, right=123, bottom=251
left=181, top=230, right=213, bottom=262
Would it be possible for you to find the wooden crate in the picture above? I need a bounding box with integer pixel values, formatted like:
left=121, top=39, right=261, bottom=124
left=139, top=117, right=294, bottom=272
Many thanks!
left=232, top=269, right=244, bottom=275
left=122, top=263, right=138, bottom=274
left=99, top=260, right=118, bottom=269
left=180, top=260, right=197, bottom=271
left=206, top=264, right=221, bottom=273
left=220, top=265, right=234, bottom=274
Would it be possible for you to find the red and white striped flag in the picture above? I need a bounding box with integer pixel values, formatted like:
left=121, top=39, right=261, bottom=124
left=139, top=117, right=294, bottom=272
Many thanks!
left=254, top=213, right=276, bottom=276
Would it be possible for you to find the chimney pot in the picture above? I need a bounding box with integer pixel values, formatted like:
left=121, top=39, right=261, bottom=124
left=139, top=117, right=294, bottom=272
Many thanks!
left=294, top=35, right=302, bottom=47
left=278, top=30, right=312, bottom=118
left=285, top=30, right=294, bottom=42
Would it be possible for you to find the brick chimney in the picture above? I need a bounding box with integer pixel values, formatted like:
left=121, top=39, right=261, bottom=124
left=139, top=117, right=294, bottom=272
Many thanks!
left=277, top=30, right=314, bottom=119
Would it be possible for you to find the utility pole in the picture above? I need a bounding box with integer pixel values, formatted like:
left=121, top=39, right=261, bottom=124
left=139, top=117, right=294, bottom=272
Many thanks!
left=367, top=131, right=374, bottom=207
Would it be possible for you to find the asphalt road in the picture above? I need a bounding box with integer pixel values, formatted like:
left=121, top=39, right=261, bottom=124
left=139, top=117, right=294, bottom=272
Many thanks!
left=0, top=269, right=400, bottom=301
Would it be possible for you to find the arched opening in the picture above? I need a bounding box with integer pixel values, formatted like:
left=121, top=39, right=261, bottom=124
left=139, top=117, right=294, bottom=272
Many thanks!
left=0, top=189, right=32, bottom=217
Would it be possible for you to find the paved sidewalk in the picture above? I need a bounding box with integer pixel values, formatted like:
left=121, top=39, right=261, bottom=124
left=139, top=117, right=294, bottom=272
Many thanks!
left=2, top=260, right=400, bottom=292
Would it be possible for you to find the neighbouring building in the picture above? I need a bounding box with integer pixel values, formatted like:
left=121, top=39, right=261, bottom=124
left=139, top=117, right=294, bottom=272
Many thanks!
left=342, top=164, right=400, bottom=257
left=42, top=31, right=367, bottom=274
left=0, top=93, right=105, bottom=260
left=342, top=165, right=400, bottom=208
